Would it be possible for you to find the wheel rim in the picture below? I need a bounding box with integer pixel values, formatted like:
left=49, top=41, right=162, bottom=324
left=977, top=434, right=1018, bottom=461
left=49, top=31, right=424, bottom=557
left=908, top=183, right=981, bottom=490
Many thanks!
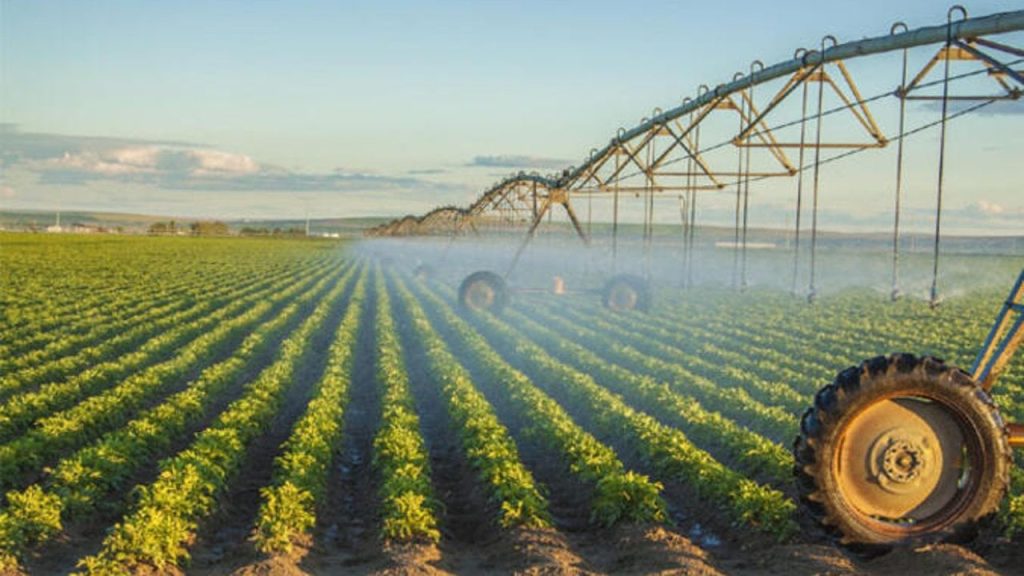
left=834, top=394, right=980, bottom=535
left=464, top=280, right=495, bottom=310
left=607, top=284, right=638, bottom=310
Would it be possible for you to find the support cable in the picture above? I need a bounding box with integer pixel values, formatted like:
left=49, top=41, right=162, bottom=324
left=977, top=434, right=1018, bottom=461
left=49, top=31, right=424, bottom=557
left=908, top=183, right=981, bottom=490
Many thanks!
left=644, top=139, right=655, bottom=279
left=732, top=74, right=746, bottom=289
left=682, top=104, right=695, bottom=287
left=809, top=37, right=837, bottom=303
left=678, top=192, right=689, bottom=287
left=741, top=61, right=762, bottom=291
left=687, top=118, right=700, bottom=288
left=792, top=54, right=813, bottom=295
left=612, top=148, right=621, bottom=272
left=931, top=7, right=966, bottom=308
left=891, top=22, right=910, bottom=302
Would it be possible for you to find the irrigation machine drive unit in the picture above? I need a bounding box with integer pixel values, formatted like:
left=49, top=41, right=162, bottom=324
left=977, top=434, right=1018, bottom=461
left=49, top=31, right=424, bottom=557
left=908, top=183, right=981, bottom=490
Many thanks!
left=794, top=269, right=1024, bottom=546
left=445, top=175, right=655, bottom=315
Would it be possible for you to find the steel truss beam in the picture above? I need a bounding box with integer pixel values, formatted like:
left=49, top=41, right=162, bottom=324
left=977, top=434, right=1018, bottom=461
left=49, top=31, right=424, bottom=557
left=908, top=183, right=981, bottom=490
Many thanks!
left=366, top=9, right=1024, bottom=239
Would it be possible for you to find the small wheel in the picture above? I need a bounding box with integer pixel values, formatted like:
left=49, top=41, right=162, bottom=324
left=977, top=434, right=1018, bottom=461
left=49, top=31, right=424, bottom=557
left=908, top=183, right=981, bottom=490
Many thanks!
left=458, top=271, right=508, bottom=313
left=794, top=354, right=1010, bottom=547
left=602, top=274, right=650, bottom=312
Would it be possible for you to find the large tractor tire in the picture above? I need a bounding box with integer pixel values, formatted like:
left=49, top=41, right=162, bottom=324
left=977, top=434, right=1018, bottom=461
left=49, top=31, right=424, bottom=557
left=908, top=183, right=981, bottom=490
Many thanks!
left=458, top=271, right=508, bottom=313
left=794, top=354, right=1011, bottom=548
left=602, top=274, right=650, bottom=312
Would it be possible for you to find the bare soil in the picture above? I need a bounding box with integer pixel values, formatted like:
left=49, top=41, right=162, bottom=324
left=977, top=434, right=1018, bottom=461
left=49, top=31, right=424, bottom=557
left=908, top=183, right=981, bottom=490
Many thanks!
left=186, top=279, right=357, bottom=574
left=181, top=522, right=1024, bottom=575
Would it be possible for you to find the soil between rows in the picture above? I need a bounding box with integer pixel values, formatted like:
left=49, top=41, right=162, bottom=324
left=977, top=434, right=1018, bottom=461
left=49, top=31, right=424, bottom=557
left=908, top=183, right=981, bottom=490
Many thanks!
left=187, top=270, right=359, bottom=574
left=13, top=271, right=346, bottom=576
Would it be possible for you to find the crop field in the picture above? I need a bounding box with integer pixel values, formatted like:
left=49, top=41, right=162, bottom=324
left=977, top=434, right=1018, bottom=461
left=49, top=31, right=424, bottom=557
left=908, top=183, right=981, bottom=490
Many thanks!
left=1, top=233, right=1023, bottom=575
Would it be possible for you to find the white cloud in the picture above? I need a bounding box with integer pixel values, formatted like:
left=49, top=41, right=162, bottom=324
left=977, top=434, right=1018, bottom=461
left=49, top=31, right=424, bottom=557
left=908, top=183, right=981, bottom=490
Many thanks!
left=20, top=140, right=456, bottom=194
left=46, top=146, right=264, bottom=178
left=188, top=149, right=262, bottom=175
left=469, top=155, right=569, bottom=170
left=973, top=200, right=1005, bottom=216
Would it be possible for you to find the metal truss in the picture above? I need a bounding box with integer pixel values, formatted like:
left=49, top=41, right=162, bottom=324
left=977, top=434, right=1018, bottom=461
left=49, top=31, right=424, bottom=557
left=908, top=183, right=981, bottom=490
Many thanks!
left=366, top=7, right=1024, bottom=288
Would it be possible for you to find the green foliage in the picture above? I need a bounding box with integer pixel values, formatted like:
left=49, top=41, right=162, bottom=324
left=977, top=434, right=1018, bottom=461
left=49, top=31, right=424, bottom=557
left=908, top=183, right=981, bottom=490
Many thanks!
left=4, top=232, right=1020, bottom=568
left=0, top=256, right=346, bottom=571
left=507, top=304, right=793, bottom=485
left=75, top=262, right=357, bottom=573
left=255, top=482, right=317, bottom=554
left=254, top=272, right=367, bottom=554
left=391, top=275, right=552, bottom=529
left=592, top=472, right=668, bottom=527
left=0, top=486, right=63, bottom=569
left=188, top=220, right=230, bottom=236
left=422, top=281, right=794, bottom=538
left=372, top=269, right=440, bottom=543
left=406, top=275, right=667, bottom=528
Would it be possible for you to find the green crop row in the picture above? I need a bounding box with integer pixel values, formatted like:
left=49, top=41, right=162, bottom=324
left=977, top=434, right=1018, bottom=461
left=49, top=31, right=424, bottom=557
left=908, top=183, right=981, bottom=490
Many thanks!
left=501, top=302, right=792, bottom=487
left=555, top=304, right=808, bottom=415
left=0, top=256, right=225, bottom=355
left=0, top=260, right=256, bottom=375
left=433, top=286, right=796, bottom=538
left=254, top=265, right=368, bottom=553
left=0, top=263, right=322, bottom=438
left=75, top=257, right=354, bottom=574
left=0, top=236, right=330, bottom=348
left=0, top=236, right=309, bottom=346
left=0, top=262, right=339, bottom=490
left=0, top=259, right=302, bottom=393
left=390, top=273, right=551, bottom=529
left=0, top=263, right=356, bottom=571
left=406, top=276, right=667, bottom=527
left=373, top=268, right=441, bottom=542
left=525, top=300, right=795, bottom=443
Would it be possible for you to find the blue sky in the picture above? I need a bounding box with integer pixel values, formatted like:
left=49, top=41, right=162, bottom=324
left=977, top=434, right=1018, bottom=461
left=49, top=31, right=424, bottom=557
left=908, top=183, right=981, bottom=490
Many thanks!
left=1, top=0, right=1022, bottom=233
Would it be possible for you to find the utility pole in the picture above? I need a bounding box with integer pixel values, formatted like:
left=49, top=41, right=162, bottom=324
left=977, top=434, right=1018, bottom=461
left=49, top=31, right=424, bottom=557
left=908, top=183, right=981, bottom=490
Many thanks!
left=303, top=198, right=311, bottom=237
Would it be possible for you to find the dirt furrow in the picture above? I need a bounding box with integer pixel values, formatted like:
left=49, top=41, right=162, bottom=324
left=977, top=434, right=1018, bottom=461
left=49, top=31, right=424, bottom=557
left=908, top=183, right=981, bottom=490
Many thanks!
left=185, top=272, right=357, bottom=573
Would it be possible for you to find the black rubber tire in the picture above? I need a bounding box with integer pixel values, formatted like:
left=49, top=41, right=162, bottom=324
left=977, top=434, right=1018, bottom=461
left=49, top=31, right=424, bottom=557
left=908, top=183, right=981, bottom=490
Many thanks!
left=458, top=270, right=508, bottom=313
left=601, top=274, right=651, bottom=312
left=793, top=353, right=1011, bottom=548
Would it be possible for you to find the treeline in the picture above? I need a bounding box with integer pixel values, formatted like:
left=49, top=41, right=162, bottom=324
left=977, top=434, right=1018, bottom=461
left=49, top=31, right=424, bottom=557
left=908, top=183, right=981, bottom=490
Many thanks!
left=147, top=221, right=229, bottom=236
left=238, top=226, right=308, bottom=237
left=147, top=221, right=307, bottom=237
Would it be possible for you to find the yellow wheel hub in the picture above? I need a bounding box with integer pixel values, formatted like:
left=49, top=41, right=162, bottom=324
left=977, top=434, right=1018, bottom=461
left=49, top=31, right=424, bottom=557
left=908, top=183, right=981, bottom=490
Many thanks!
left=837, top=397, right=967, bottom=522
left=465, top=281, right=495, bottom=310
left=608, top=285, right=637, bottom=310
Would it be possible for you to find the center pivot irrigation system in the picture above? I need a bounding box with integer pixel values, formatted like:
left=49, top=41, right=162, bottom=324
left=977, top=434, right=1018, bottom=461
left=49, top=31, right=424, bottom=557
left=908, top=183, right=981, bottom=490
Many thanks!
left=369, top=7, right=1023, bottom=314
left=366, top=7, right=1024, bottom=548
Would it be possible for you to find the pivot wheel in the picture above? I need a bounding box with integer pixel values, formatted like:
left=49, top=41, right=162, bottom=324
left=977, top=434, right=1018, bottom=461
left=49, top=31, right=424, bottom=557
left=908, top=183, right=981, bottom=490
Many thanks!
left=602, top=274, right=650, bottom=312
left=794, top=354, right=1010, bottom=547
left=413, top=263, right=433, bottom=281
left=458, top=270, right=508, bottom=313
